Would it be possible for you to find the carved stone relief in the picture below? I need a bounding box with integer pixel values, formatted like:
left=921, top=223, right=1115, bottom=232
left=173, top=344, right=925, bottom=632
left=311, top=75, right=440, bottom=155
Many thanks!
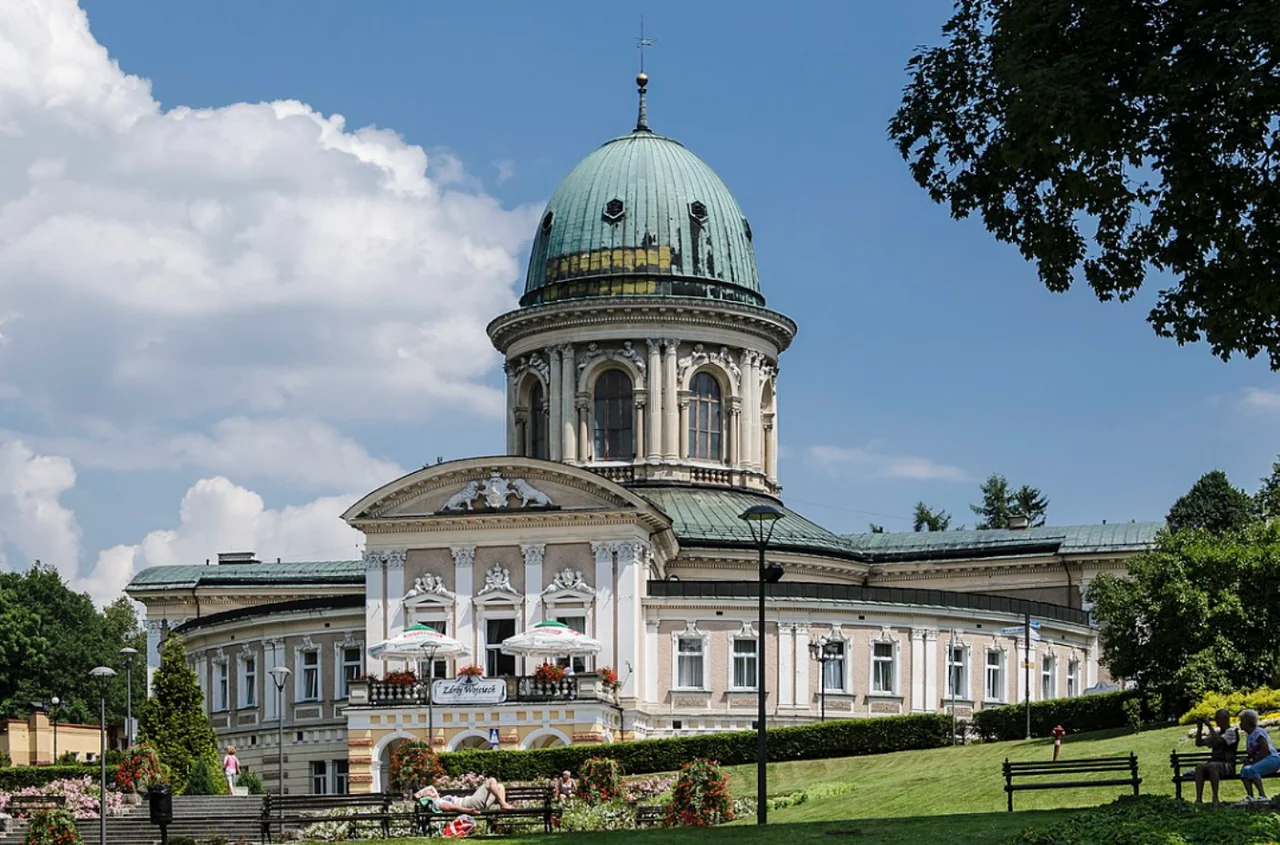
left=441, top=471, right=552, bottom=512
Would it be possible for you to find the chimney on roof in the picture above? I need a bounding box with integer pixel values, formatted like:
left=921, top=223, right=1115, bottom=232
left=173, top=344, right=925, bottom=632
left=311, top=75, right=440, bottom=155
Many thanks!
left=1007, top=513, right=1030, bottom=530
left=217, top=551, right=259, bottom=565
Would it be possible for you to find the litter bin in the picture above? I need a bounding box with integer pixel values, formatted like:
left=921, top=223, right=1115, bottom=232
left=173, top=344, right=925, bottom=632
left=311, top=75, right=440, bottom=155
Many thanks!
left=148, top=783, right=173, bottom=845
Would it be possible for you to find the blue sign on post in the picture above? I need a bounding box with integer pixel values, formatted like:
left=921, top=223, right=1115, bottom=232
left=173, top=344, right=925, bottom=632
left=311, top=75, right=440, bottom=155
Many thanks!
left=488, top=728, right=500, bottom=750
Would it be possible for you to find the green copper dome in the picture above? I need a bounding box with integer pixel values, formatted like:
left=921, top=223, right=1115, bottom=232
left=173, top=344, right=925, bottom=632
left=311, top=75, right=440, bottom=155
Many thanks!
left=522, top=89, right=761, bottom=308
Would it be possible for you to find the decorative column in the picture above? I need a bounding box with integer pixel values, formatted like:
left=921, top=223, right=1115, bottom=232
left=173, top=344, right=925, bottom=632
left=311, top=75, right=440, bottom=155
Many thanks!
left=613, top=541, right=646, bottom=700
left=590, top=541, right=618, bottom=673
left=576, top=394, right=590, bottom=462
left=513, top=409, right=528, bottom=458
left=678, top=392, right=691, bottom=459
left=452, top=547, right=477, bottom=659
left=662, top=340, right=679, bottom=460
left=521, top=545, right=545, bottom=631
left=363, top=550, right=385, bottom=673
left=794, top=624, right=810, bottom=710
left=633, top=390, right=647, bottom=461
left=561, top=344, right=576, bottom=462
left=504, top=361, right=518, bottom=455
left=644, top=619, right=660, bottom=704
left=764, top=413, right=777, bottom=481
left=778, top=623, right=795, bottom=708
left=727, top=399, right=741, bottom=467
left=646, top=340, right=663, bottom=460
left=910, top=629, right=927, bottom=712
left=740, top=350, right=756, bottom=469
left=923, top=629, right=939, bottom=711
left=385, top=549, right=406, bottom=634
left=548, top=348, right=562, bottom=462
left=263, top=638, right=284, bottom=721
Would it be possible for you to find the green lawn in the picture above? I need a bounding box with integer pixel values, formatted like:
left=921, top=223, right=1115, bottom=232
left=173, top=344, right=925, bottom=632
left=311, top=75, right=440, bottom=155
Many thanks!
left=338, top=724, right=1221, bottom=844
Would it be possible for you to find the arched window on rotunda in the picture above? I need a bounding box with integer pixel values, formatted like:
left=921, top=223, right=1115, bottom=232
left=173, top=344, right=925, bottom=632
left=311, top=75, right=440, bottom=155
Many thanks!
left=593, top=369, right=634, bottom=459
left=689, top=372, right=723, bottom=461
left=529, top=381, right=549, bottom=460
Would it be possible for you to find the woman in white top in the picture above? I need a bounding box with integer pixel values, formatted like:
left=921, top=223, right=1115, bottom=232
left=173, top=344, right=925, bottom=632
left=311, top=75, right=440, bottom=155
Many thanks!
left=1238, top=709, right=1280, bottom=804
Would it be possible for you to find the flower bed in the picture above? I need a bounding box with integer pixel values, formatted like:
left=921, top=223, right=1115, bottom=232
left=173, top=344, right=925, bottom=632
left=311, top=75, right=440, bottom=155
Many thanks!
left=0, top=778, right=123, bottom=819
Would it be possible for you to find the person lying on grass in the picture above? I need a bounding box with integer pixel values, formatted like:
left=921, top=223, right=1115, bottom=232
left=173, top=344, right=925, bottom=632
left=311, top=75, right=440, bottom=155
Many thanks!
left=414, top=777, right=517, bottom=812
left=1236, top=709, right=1280, bottom=806
left=1194, top=708, right=1239, bottom=805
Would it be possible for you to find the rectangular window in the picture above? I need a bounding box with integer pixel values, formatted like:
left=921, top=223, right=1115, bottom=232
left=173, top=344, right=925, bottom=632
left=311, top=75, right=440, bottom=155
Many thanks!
left=946, top=646, right=967, bottom=699
left=1040, top=654, right=1056, bottom=700
left=555, top=617, right=587, bottom=674
left=302, top=651, right=320, bottom=701
left=1067, top=659, right=1079, bottom=698
left=732, top=639, right=757, bottom=690
left=415, top=621, right=448, bottom=679
left=311, top=761, right=329, bottom=795
left=215, top=662, right=228, bottom=711
left=333, top=760, right=349, bottom=795
left=872, top=642, right=895, bottom=694
left=242, top=656, right=257, bottom=708
left=485, top=619, right=517, bottom=677
left=340, top=648, right=362, bottom=699
left=676, top=637, right=704, bottom=689
left=823, top=641, right=846, bottom=692
left=985, top=650, right=1004, bottom=701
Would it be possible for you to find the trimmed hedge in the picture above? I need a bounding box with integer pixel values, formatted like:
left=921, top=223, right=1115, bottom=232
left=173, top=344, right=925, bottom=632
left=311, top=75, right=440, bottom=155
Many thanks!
left=438, top=713, right=951, bottom=780
left=0, top=765, right=120, bottom=791
left=971, top=690, right=1138, bottom=741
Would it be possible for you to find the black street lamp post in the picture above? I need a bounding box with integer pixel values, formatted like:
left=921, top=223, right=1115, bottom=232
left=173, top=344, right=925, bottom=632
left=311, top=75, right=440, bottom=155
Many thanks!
left=807, top=637, right=841, bottom=722
left=50, top=696, right=60, bottom=762
left=739, top=504, right=784, bottom=826
left=268, top=666, right=291, bottom=809
left=120, top=647, right=138, bottom=748
left=89, top=666, right=117, bottom=845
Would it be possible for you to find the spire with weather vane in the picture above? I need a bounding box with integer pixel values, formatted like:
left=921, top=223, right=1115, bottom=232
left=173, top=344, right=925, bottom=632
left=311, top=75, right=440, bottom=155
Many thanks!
left=635, top=17, right=656, bottom=132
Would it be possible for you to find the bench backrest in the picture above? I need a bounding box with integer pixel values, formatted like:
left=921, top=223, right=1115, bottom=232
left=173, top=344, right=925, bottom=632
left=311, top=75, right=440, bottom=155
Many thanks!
left=263, top=793, right=390, bottom=814
left=9, top=796, right=66, bottom=808
left=1170, top=750, right=1214, bottom=765
left=1004, top=755, right=1138, bottom=777
left=434, top=786, right=551, bottom=805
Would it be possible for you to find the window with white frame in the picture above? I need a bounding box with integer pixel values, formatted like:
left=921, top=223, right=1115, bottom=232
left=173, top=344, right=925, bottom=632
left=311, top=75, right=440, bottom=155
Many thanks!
left=339, top=647, right=362, bottom=699
left=871, top=641, right=896, bottom=694
left=946, top=645, right=967, bottom=699
left=240, top=654, right=257, bottom=708
left=485, top=619, right=516, bottom=677
left=1040, top=653, right=1057, bottom=700
left=554, top=617, right=588, bottom=674
left=333, top=760, right=349, bottom=794
left=1067, top=658, right=1080, bottom=698
left=414, top=621, right=448, bottom=680
left=823, top=640, right=847, bottom=692
left=214, top=661, right=229, bottom=711
left=311, top=761, right=329, bottom=795
left=985, top=649, right=1004, bottom=701
left=731, top=638, right=757, bottom=690
left=676, top=637, right=704, bottom=689
left=301, top=650, right=320, bottom=701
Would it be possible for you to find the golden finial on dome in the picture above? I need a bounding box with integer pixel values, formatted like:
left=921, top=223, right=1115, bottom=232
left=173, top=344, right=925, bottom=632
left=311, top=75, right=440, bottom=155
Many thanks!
left=635, top=18, right=655, bottom=132
left=636, top=72, right=648, bottom=89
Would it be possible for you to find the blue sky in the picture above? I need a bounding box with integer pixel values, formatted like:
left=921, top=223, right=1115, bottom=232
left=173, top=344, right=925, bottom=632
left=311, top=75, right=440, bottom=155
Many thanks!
left=1, top=0, right=1276, bottom=602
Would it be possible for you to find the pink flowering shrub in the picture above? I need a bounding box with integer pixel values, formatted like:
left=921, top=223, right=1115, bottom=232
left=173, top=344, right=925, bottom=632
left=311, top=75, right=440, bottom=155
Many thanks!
left=0, top=778, right=123, bottom=820
left=623, top=774, right=675, bottom=802
left=437, top=772, right=489, bottom=791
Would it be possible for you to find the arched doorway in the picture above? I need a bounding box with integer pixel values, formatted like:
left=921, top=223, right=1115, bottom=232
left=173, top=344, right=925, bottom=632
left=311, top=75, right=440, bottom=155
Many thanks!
left=522, top=729, right=570, bottom=750
left=374, top=734, right=411, bottom=794
left=451, top=733, right=491, bottom=751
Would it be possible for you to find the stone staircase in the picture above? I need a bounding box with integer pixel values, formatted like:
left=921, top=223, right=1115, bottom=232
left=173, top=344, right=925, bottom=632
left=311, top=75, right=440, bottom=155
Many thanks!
left=2, top=797, right=264, bottom=845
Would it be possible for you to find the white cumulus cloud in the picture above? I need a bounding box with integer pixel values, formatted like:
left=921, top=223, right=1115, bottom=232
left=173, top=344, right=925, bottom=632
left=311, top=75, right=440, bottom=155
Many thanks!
left=0, top=0, right=538, bottom=436
left=80, top=476, right=364, bottom=605
left=809, top=444, right=968, bottom=483
left=1239, top=388, right=1280, bottom=413
left=0, top=440, right=81, bottom=580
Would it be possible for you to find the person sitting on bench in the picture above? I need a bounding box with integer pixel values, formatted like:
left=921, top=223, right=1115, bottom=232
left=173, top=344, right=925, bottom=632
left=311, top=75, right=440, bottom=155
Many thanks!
left=1194, top=708, right=1239, bottom=805
left=1237, top=709, right=1280, bottom=805
left=414, top=777, right=517, bottom=813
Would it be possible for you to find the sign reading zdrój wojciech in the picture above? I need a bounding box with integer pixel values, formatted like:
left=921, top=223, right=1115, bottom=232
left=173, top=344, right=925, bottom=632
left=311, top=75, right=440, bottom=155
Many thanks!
left=432, top=677, right=507, bottom=705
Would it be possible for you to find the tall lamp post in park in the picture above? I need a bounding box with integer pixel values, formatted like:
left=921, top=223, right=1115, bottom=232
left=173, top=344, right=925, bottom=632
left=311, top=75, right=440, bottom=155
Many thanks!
left=807, top=637, right=841, bottom=722
left=50, top=696, right=60, bottom=761
left=89, top=666, right=117, bottom=845
left=739, top=504, right=784, bottom=826
left=268, top=667, right=291, bottom=804
left=120, top=647, right=138, bottom=747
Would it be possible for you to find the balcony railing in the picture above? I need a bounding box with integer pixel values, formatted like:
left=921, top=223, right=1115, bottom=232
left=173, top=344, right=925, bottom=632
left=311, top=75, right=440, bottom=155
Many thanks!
left=351, top=674, right=614, bottom=708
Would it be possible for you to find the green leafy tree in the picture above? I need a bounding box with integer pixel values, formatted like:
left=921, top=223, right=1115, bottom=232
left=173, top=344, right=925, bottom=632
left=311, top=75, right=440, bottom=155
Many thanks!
left=913, top=502, right=952, bottom=532
left=181, top=754, right=225, bottom=796
left=1257, top=456, right=1280, bottom=521
left=1086, top=522, right=1280, bottom=716
left=139, top=636, right=216, bottom=791
left=890, top=1, right=1280, bottom=368
left=1167, top=470, right=1255, bottom=535
left=970, top=474, right=1048, bottom=529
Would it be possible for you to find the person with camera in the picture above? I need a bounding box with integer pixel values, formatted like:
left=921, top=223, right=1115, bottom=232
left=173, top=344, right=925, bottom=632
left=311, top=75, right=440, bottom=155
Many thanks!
left=1193, top=708, right=1239, bottom=805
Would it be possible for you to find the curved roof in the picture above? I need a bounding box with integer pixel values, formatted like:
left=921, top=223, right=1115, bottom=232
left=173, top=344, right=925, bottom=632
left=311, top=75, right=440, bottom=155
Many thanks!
left=843, top=522, right=1163, bottom=563
left=126, top=560, right=362, bottom=591
left=522, top=123, right=761, bottom=308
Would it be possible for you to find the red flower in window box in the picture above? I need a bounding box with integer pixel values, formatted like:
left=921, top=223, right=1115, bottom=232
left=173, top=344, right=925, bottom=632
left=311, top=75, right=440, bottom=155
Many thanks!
left=383, top=670, right=417, bottom=686
left=598, top=665, right=619, bottom=687
left=457, top=664, right=484, bottom=678
left=533, top=663, right=566, bottom=684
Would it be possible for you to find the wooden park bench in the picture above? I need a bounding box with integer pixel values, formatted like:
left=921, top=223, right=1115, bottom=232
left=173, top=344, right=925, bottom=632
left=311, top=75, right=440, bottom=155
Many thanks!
left=6, top=795, right=66, bottom=816
left=413, top=785, right=556, bottom=836
left=634, top=804, right=666, bottom=827
left=1003, top=754, right=1141, bottom=812
left=260, top=793, right=398, bottom=843
left=1168, top=749, right=1275, bottom=800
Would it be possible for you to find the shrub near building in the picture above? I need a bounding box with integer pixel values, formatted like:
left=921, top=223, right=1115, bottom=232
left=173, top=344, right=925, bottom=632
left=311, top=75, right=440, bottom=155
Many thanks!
left=971, top=691, right=1137, bottom=741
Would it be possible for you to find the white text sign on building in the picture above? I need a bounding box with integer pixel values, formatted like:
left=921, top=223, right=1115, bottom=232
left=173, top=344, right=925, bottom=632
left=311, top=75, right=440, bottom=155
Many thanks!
left=432, top=678, right=507, bottom=705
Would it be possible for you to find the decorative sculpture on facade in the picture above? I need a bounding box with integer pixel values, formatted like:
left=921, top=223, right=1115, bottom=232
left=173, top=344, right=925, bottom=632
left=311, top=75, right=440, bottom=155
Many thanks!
left=677, top=343, right=741, bottom=385
left=542, top=568, right=593, bottom=595
left=404, top=574, right=453, bottom=600
left=477, top=563, right=514, bottom=596
left=441, top=472, right=553, bottom=512
left=575, top=341, right=648, bottom=378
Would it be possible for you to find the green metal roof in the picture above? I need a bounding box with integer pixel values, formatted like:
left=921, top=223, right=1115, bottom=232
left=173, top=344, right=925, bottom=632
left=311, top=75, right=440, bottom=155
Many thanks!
left=126, top=560, right=363, bottom=591
left=844, top=523, right=1163, bottom=562
left=522, top=128, right=761, bottom=308
left=637, top=487, right=859, bottom=559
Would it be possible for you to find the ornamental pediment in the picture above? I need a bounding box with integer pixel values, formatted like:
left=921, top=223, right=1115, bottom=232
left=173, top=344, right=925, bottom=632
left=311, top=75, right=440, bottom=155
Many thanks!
left=344, top=458, right=654, bottom=523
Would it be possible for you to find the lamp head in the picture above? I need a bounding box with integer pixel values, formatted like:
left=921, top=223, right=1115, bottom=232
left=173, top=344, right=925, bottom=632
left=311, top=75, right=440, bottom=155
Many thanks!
left=269, top=666, right=291, bottom=678
left=89, top=666, right=116, bottom=680
left=50, top=696, right=59, bottom=706
left=120, top=647, right=138, bottom=658
left=739, top=504, right=783, bottom=547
